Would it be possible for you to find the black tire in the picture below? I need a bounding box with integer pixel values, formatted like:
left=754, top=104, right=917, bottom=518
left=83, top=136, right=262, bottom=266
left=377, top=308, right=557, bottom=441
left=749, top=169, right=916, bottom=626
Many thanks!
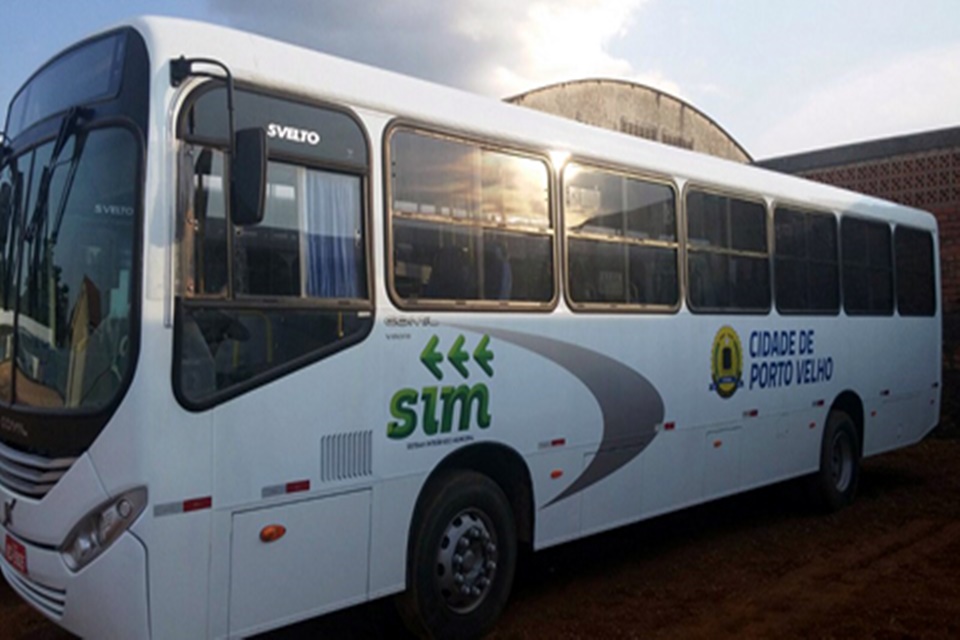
left=397, top=470, right=517, bottom=640
left=807, top=410, right=861, bottom=512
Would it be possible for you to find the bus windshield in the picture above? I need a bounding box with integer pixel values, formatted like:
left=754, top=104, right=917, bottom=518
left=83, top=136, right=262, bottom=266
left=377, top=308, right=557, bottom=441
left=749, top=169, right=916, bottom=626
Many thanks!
left=0, top=126, right=138, bottom=410
left=5, top=33, right=126, bottom=138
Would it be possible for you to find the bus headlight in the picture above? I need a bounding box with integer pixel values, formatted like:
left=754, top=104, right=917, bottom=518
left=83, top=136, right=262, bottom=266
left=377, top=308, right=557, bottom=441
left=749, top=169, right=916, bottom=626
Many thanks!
left=61, top=488, right=147, bottom=572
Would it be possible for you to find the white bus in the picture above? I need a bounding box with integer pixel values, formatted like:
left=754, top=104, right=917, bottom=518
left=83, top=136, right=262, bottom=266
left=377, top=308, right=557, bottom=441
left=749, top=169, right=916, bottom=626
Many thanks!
left=0, top=17, right=941, bottom=640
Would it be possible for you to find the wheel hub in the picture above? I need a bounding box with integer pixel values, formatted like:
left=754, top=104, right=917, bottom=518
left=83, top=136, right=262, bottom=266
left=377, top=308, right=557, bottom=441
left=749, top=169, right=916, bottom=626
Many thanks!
left=436, top=510, right=498, bottom=613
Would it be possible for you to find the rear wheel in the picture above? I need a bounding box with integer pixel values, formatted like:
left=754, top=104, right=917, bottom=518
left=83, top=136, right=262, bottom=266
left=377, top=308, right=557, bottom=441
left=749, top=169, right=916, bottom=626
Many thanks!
left=808, top=410, right=861, bottom=512
left=397, top=470, right=516, bottom=640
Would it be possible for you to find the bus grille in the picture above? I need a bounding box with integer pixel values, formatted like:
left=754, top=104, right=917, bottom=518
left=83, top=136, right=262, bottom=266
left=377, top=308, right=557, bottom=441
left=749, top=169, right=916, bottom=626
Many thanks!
left=0, top=440, right=76, bottom=498
left=1, top=562, right=67, bottom=618
left=320, top=431, right=372, bottom=482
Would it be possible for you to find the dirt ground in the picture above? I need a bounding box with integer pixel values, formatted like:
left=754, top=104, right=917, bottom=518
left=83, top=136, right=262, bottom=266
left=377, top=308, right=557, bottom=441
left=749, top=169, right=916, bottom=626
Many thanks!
left=3, top=372, right=959, bottom=639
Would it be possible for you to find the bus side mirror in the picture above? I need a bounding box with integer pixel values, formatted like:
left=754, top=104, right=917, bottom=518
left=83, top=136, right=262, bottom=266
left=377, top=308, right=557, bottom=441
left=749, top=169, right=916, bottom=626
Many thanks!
left=230, top=127, right=267, bottom=226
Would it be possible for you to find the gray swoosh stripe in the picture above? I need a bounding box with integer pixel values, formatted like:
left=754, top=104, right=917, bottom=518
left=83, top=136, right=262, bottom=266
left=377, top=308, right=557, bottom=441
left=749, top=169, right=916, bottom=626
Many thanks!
left=455, top=325, right=664, bottom=508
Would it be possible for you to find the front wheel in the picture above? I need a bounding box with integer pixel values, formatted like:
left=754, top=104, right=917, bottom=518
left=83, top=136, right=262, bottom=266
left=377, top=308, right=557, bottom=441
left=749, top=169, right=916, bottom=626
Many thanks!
left=807, top=410, right=861, bottom=512
left=397, top=470, right=517, bottom=640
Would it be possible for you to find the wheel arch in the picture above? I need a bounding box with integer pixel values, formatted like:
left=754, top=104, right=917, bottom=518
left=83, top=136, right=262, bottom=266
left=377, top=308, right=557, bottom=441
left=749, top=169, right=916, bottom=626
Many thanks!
left=829, top=390, right=864, bottom=455
left=413, top=443, right=535, bottom=547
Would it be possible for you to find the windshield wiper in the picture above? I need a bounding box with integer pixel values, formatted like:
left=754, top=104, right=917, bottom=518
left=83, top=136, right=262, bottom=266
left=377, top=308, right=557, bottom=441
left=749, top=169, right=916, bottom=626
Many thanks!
left=21, top=107, right=89, bottom=327
left=0, top=132, right=10, bottom=168
left=49, top=115, right=91, bottom=245
left=0, top=162, right=21, bottom=311
left=25, top=106, right=88, bottom=243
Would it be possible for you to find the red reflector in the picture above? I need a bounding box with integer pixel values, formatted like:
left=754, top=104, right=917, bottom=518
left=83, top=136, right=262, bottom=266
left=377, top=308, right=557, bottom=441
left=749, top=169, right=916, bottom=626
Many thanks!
left=809, top=422, right=816, bottom=429
left=871, top=411, right=878, bottom=418
left=260, top=525, right=287, bottom=543
left=664, top=422, right=676, bottom=431
left=743, top=409, right=758, bottom=418
left=183, top=497, right=212, bottom=512
left=813, top=399, right=825, bottom=407
left=713, top=440, right=723, bottom=448
left=550, top=438, right=566, bottom=448
left=550, top=470, right=563, bottom=479
left=286, top=480, right=310, bottom=494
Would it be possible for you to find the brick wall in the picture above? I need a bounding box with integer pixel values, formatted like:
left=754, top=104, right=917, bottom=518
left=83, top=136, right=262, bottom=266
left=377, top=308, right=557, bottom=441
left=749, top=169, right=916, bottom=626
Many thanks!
left=797, top=148, right=960, bottom=366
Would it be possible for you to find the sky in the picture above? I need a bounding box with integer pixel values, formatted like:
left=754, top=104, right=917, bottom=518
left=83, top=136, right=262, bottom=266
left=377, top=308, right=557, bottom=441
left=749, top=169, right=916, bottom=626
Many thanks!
left=1, top=0, right=958, bottom=159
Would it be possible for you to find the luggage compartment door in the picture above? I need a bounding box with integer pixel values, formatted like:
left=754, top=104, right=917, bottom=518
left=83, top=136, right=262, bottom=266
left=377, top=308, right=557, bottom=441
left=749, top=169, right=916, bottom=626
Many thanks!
left=228, top=490, right=372, bottom=636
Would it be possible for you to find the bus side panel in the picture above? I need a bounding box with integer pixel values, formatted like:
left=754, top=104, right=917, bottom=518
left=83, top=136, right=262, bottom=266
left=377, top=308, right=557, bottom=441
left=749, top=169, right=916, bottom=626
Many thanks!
left=642, top=429, right=704, bottom=516
left=530, top=450, right=584, bottom=549
left=879, top=317, right=941, bottom=447
left=366, top=474, right=423, bottom=599
left=703, top=426, right=742, bottom=498
left=852, top=316, right=939, bottom=456
left=227, top=491, right=372, bottom=637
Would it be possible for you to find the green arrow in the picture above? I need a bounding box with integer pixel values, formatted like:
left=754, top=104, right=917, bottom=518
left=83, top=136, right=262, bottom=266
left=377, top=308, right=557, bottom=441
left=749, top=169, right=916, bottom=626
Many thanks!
left=447, top=335, right=470, bottom=378
left=420, top=335, right=444, bottom=380
left=473, top=335, right=494, bottom=377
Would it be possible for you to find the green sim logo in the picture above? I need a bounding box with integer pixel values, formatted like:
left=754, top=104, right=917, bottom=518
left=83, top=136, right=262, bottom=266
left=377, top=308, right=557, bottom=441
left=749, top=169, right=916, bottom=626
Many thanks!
left=387, top=335, right=495, bottom=439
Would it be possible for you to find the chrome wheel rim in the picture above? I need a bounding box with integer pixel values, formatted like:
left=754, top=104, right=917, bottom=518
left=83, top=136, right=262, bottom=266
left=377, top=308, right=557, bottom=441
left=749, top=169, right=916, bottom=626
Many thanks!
left=435, top=509, right=498, bottom=613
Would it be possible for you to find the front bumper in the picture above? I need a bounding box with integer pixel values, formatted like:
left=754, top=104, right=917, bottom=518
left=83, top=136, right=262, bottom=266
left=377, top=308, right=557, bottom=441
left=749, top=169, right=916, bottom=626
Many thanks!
left=1, top=528, right=150, bottom=639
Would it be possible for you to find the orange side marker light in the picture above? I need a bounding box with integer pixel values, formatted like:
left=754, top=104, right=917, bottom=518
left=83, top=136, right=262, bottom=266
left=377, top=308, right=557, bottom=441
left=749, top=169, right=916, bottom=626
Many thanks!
left=260, top=525, right=287, bottom=543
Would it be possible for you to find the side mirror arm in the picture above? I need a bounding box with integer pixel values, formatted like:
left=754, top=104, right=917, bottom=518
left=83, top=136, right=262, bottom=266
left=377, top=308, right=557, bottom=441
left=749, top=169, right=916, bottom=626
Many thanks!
left=170, top=56, right=266, bottom=226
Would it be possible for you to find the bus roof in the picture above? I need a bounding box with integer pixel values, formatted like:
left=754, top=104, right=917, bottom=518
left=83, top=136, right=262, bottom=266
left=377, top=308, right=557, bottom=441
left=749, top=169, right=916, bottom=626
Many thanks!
left=114, top=15, right=935, bottom=232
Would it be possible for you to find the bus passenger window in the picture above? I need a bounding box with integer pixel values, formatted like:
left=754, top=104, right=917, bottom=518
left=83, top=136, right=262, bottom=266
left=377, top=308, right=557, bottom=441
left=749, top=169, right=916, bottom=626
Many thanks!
left=841, top=217, right=893, bottom=315
left=233, top=164, right=365, bottom=300
left=774, top=207, right=839, bottom=314
left=894, top=226, right=935, bottom=316
left=564, top=164, right=678, bottom=310
left=686, top=189, right=770, bottom=313
left=389, top=129, right=553, bottom=307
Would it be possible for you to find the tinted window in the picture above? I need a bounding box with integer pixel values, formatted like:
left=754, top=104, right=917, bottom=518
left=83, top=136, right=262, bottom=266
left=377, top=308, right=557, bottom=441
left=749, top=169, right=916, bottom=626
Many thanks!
left=564, top=164, right=678, bottom=308
left=841, top=217, right=893, bottom=315
left=774, top=207, right=839, bottom=314
left=183, top=151, right=366, bottom=301
left=895, top=226, right=935, bottom=316
left=7, top=33, right=126, bottom=137
left=176, top=96, right=371, bottom=407
left=686, top=189, right=770, bottom=312
left=389, top=129, right=553, bottom=306
left=236, top=164, right=366, bottom=299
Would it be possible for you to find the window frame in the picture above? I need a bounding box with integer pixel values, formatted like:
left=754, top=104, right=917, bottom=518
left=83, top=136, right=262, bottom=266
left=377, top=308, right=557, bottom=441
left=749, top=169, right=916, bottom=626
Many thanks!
left=176, top=82, right=375, bottom=312
left=683, top=183, right=772, bottom=315
left=0, top=118, right=146, bottom=422
left=771, top=201, right=841, bottom=316
left=383, top=120, right=559, bottom=312
left=840, top=214, right=894, bottom=317
left=561, top=158, right=682, bottom=314
left=893, top=224, right=937, bottom=317
left=173, top=82, right=376, bottom=411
